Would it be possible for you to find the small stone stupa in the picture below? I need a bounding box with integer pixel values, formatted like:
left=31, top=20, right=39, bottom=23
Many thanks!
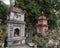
left=36, top=12, right=48, bottom=36
left=6, top=0, right=26, bottom=47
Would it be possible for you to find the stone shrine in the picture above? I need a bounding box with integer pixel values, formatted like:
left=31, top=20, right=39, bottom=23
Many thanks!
left=36, top=12, right=48, bottom=35
left=6, top=0, right=26, bottom=47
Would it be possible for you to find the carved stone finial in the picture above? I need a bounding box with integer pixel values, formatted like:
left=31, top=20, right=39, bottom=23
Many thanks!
left=10, top=0, right=19, bottom=7
left=10, top=0, right=15, bottom=7
left=42, top=11, right=44, bottom=15
left=14, top=0, right=19, bottom=7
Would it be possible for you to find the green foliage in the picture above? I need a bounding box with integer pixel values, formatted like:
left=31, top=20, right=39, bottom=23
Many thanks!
left=51, top=34, right=59, bottom=40
left=17, top=0, right=40, bottom=30
left=17, top=0, right=60, bottom=30
left=38, top=38, right=46, bottom=47
left=0, top=28, right=6, bottom=35
left=0, top=0, right=60, bottom=30
left=0, top=0, right=8, bottom=25
left=0, top=28, right=6, bottom=42
left=29, top=35, right=39, bottom=41
left=0, top=40, right=4, bottom=43
left=37, top=33, right=59, bottom=47
left=29, top=31, right=59, bottom=47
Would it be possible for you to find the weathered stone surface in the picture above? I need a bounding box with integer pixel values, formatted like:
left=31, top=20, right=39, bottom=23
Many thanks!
left=8, top=45, right=31, bottom=48
left=7, top=0, right=26, bottom=48
left=7, top=37, right=26, bottom=42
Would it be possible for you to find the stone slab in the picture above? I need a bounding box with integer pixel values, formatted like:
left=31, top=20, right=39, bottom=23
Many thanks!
left=8, top=45, right=31, bottom=48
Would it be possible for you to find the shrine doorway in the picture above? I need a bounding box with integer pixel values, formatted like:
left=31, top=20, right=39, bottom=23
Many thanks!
left=14, top=28, right=19, bottom=37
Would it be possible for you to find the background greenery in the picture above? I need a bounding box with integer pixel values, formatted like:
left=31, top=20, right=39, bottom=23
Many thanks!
left=0, top=0, right=60, bottom=30
left=0, top=0, right=60, bottom=44
left=17, top=0, right=60, bottom=30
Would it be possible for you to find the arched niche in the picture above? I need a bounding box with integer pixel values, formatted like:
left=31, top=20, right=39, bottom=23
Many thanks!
left=14, top=28, right=19, bottom=37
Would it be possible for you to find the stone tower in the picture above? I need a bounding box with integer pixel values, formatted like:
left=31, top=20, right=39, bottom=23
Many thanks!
left=7, top=0, right=26, bottom=46
left=36, top=12, right=48, bottom=36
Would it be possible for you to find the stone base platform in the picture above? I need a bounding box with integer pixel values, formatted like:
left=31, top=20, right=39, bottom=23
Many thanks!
left=7, top=45, right=31, bottom=48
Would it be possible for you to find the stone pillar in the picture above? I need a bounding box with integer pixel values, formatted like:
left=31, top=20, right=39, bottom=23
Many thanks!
left=21, top=24, right=25, bottom=37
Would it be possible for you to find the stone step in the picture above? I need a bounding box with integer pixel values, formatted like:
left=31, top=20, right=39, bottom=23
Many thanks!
left=8, top=45, right=31, bottom=48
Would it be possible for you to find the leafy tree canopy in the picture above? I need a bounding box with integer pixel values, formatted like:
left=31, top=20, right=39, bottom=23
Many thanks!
left=0, top=0, right=8, bottom=25
left=17, top=0, right=60, bottom=30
